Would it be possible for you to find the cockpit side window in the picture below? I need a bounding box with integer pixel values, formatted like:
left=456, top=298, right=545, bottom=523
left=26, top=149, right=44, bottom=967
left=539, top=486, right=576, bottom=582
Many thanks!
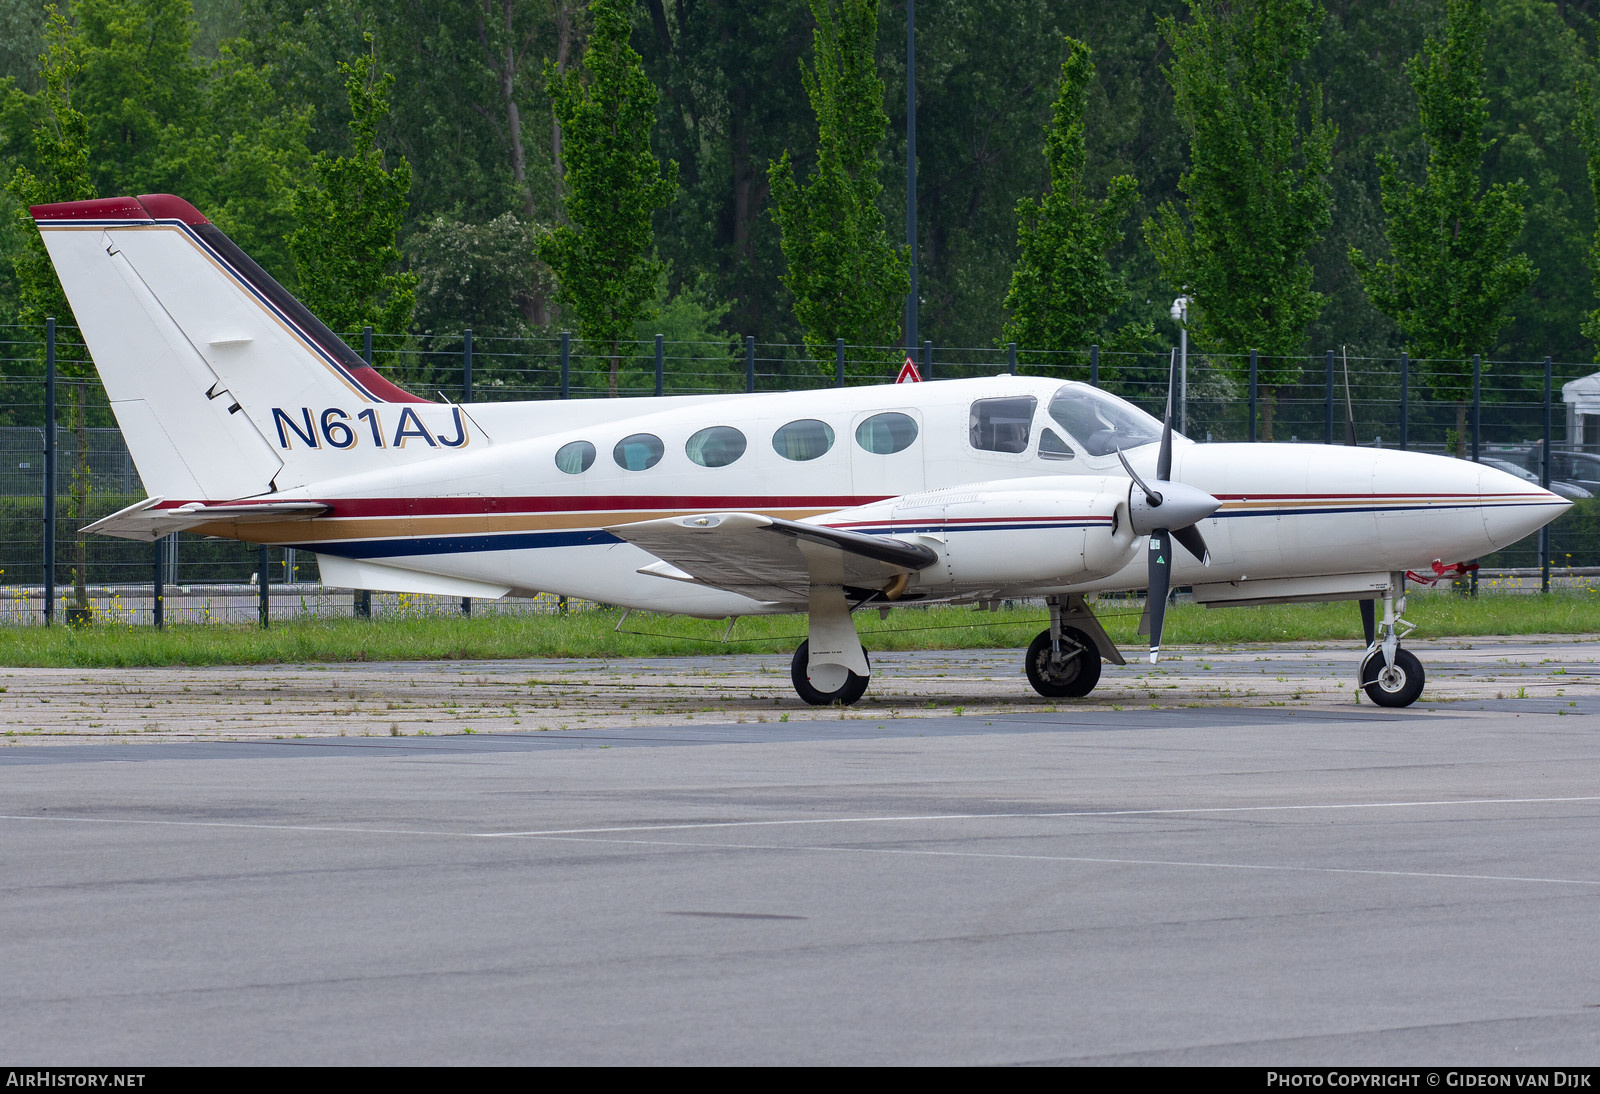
left=969, top=397, right=1037, bottom=453
left=1038, top=428, right=1075, bottom=461
left=1047, top=385, right=1162, bottom=456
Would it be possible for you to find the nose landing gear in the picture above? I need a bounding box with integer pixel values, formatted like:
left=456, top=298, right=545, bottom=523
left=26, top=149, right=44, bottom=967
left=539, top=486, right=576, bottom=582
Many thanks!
left=1359, top=574, right=1424, bottom=707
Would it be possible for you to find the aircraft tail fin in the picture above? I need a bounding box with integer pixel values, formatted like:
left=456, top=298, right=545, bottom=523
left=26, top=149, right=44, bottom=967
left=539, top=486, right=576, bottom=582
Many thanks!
left=31, top=195, right=467, bottom=500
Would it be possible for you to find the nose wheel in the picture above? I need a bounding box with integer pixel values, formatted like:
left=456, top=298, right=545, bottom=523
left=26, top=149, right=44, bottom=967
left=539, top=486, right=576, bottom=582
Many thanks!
left=1358, top=573, right=1424, bottom=707
left=1360, top=647, right=1425, bottom=707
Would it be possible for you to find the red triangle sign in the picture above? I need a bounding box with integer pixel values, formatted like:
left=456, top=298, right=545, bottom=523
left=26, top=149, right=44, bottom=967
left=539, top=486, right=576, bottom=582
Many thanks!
left=896, top=356, right=922, bottom=383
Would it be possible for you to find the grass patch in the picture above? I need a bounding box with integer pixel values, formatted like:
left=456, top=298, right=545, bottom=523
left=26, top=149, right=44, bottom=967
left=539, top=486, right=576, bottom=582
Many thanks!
left=1, top=593, right=1595, bottom=668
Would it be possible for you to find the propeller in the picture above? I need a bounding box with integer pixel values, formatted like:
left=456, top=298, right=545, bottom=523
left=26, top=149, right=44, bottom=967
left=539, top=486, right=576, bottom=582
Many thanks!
left=1117, top=349, right=1220, bottom=663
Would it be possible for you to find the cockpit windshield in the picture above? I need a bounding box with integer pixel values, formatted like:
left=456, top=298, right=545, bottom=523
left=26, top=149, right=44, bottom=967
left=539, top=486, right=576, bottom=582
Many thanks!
left=1047, top=384, right=1163, bottom=457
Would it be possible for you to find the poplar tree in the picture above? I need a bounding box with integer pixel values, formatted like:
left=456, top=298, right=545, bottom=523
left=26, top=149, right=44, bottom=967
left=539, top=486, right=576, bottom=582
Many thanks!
left=539, top=0, right=678, bottom=396
left=1351, top=0, right=1534, bottom=457
left=287, top=35, right=417, bottom=349
left=7, top=7, right=97, bottom=613
left=1004, top=37, right=1149, bottom=362
left=768, top=0, right=908, bottom=369
left=1145, top=0, right=1334, bottom=439
left=1570, top=37, right=1600, bottom=363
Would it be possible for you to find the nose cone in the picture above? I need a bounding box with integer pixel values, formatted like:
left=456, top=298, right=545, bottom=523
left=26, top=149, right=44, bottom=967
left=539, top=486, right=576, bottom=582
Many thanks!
left=1128, top=480, right=1221, bottom=536
left=1477, top=463, right=1571, bottom=550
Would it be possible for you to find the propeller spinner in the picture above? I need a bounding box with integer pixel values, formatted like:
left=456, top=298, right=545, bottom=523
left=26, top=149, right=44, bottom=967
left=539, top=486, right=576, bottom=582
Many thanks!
left=1116, top=351, right=1219, bottom=663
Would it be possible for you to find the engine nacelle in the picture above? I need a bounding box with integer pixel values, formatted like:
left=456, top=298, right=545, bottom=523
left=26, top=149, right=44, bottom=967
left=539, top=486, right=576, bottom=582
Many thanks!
left=820, top=476, right=1138, bottom=594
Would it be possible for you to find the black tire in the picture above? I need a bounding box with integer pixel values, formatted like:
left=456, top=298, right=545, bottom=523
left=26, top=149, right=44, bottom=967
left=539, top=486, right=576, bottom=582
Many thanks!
left=791, top=640, right=870, bottom=706
left=1360, top=648, right=1425, bottom=708
left=1025, top=627, right=1103, bottom=698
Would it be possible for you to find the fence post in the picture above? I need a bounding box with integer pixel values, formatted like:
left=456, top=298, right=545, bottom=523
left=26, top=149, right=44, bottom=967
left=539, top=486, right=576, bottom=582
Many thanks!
left=560, top=330, right=571, bottom=399
left=1542, top=355, right=1552, bottom=595
left=835, top=338, right=845, bottom=387
left=357, top=324, right=374, bottom=612
left=152, top=535, right=164, bottom=630
left=456, top=329, right=476, bottom=613
left=1089, top=344, right=1098, bottom=387
left=1007, top=341, right=1017, bottom=375
left=1324, top=349, right=1334, bottom=444
left=43, top=316, right=56, bottom=626
left=1471, top=353, right=1481, bottom=462
left=655, top=333, right=664, bottom=396
left=1399, top=352, right=1409, bottom=451
left=745, top=335, right=755, bottom=393
left=1248, top=349, right=1258, bottom=443
left=258, top=544, right=269, bottom=629
left=922, top=339, right=932, bottom=381
left=1470, top=353, right=1481, bottom=596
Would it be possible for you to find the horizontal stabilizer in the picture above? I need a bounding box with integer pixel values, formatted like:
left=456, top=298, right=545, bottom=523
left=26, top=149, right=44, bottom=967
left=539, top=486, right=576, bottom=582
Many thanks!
left=609, top=512, right=937, bottom=605
left=84, top=497, right=330, bottom=542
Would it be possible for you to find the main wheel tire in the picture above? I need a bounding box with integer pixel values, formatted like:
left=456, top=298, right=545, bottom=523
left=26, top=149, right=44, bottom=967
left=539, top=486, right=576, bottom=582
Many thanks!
left=1360, top=647, right=1425, bottom=708
left=791, top=640, right=870, bottom=706
left=1025, top=626, right=1102, bottom=698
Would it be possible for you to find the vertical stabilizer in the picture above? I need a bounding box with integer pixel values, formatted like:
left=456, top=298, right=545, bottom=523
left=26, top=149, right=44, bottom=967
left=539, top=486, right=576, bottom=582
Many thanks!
left=32, top=195, right=473, bottom=499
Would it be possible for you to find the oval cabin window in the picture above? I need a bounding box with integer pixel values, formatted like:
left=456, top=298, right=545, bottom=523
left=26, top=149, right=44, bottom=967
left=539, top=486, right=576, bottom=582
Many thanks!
left=772, top=419, right=836, bottom=461
left=686, top=425, right=748, bottom=468
left=555, top=440, right=595, bottom=474
left=613, top=433, right=665, bottom=471
left=855, top=412, right=919, bottom=455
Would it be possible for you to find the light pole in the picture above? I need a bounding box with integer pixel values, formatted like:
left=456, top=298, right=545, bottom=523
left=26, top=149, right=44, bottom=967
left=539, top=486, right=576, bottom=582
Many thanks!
left=1169, top=293, right=1191, bottom=436
left=905, top=0, right=917, bottom=354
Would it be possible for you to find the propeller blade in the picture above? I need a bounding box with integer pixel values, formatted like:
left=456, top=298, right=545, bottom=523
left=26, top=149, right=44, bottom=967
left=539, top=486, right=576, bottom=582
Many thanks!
left=1147, top=528, right=1172, bottom=663
left=1359, top=598, right=1377, bottom=646
left=1172, top=524, right=1211, bottom=566
left=1116, top=447, right=1162, bottom=507
left=1158, top=348, right=1176, bottom=482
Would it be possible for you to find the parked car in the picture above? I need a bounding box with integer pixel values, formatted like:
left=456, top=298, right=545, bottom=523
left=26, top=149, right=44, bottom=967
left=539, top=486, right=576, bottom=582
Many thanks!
left=1479, top=456, right=1593, bottom=500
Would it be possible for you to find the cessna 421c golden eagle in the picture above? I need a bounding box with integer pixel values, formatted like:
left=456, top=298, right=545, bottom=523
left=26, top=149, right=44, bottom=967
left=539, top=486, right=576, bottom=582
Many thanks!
left=32, top=195, right=1570, bottom=707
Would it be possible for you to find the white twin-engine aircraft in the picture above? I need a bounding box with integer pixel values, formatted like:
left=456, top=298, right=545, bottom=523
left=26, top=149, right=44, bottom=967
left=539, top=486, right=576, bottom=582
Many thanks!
left=35, top=195, right=1569, bottom=708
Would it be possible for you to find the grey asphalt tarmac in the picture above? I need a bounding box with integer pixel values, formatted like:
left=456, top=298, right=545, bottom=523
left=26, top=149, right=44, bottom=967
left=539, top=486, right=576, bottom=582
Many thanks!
left=2, top=639, right=1598, bottom=1064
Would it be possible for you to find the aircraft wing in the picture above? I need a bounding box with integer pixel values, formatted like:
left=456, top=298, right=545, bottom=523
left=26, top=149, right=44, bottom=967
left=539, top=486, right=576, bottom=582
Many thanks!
left=607, top=512, right=939, bottom=605
left=84, top=496, right=331, bottom=541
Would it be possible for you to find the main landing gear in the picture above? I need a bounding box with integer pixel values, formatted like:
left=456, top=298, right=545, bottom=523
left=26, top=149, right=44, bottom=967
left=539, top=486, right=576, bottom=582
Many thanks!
left=791, top=640, right=870, bottom=706
left=1358, top=573, right=1425, bottom=707
left=1024, top=594, right=1123, bottom=699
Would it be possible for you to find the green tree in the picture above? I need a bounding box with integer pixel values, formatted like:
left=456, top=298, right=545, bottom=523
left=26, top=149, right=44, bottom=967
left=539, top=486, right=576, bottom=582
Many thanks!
left=1003, top=37, right=1150, bottom=366
left=1145, top=0, right=1335, bottom=439
left=1574, top=22, right=1600, bottom=363
left=287, top=36, right=417, bottom=348
left=5, top=7, right=98, bottom=611
left=1351, top=0, right=1535, bottom=456
left=768, top=0, right=908, bottom=369
left=73, top=0, right=203, bottom=198
left=539, top=0, right=678, bottom=395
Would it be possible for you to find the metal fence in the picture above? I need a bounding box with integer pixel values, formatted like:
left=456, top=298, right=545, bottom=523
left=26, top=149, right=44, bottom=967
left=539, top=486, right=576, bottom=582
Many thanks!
left=4, top=322, right=1598, bottom=625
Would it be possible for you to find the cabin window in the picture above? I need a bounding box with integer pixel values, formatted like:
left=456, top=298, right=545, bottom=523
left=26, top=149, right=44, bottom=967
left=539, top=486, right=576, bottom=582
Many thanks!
left=555, top=440, right=595, bottom=474
left=772, top=419, right=835, bottom=461
left=969, top=396, right=1037, bottom=453
left=686, top=425, right=747, bottom=468
left=1039, top=428, right=1076, bottom=461
left=613, top=433, right=665, bottom=471
left=855, top=412, right=919, bottom=455
left=1047, top=384, right=1162, bottom=456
